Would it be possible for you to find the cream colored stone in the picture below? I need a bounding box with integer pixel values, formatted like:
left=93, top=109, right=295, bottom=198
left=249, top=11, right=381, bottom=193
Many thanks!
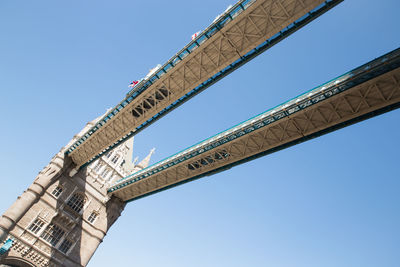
left=0, top=111, right=154, bottom=266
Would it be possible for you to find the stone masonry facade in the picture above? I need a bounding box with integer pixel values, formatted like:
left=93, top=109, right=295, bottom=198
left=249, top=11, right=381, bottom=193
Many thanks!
left=0, top=114, right=153, bottom=267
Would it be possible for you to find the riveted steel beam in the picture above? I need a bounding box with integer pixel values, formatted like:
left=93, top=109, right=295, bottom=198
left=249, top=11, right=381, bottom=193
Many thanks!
left=67, top=0, right=342, bottom=168
left=108, top=47, right=400, bottom=202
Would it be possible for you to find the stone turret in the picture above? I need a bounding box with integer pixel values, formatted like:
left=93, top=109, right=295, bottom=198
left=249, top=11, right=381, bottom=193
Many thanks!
left=135, top=148, right=156, bottom=169
left=0, top=110, right=154, bottom=267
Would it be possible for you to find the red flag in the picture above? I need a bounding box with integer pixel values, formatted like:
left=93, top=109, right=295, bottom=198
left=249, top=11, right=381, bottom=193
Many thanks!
left=128, top=80, right=139, bottom=88
left=191, top=31, right=200, bottom=40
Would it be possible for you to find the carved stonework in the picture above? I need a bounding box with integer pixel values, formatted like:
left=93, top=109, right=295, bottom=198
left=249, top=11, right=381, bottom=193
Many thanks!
left=52, top=214, right=75, bottom=230
left=10, top=239, right=50, bottom=267
left=20, top=232, right=35, bottom=245
left=0, top=111, right=155, bottom=266
left=33, top=240, right=51, bottom=256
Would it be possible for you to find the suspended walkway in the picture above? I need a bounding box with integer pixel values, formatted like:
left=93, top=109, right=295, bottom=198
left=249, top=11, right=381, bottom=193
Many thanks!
left=66, top=0, right=343, bottom=168
left=108, top=47, right=400, bottom=202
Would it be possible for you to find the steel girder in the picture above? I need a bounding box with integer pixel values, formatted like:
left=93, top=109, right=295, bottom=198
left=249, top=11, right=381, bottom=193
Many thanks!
left=67, top=0, right=340, bottom=168
left=109, top=48, right=400, bottom=202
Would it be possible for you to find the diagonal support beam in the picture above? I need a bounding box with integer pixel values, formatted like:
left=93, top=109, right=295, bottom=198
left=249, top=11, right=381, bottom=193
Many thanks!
left=66, top=0, right=343, bottom=168
left=109, top=47, right=400, bottom=202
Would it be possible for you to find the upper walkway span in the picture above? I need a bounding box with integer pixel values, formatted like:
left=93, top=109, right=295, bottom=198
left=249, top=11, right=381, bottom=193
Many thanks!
left=66, top=0, right=343, bottom=168
left=108, top=47, right=400, bottom=202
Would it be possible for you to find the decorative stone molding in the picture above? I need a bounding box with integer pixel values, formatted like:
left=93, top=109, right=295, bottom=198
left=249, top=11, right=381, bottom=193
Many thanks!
left=33, top=240, right=51, bottom=256
left=20, top=233, right=35, bottom=246
left=1, top=111, right=147, bottom=266
left=10, top=237, right=51, bottom=267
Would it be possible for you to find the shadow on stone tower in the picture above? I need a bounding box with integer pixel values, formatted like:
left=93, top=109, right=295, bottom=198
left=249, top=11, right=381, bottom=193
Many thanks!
left=0, top=111, right=154, bottom=266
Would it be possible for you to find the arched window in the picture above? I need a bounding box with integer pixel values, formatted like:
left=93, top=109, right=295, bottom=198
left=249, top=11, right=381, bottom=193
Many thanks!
left=66, top=193, right=85, bottom=214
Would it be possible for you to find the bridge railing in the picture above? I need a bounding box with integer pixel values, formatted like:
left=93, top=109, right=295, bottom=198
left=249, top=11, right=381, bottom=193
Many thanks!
left=67, top=0, right=344, bottom=168
left=66, top=0, right=256, bottom=156
left=108, top=46, right=400, bottom=194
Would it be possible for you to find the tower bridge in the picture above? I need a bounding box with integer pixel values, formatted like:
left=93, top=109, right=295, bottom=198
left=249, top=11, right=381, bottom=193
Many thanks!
left=66, top=0, right=343, bottom=169
left=0, top=0, right=399, bottom=266
left=109, top=48, right=400, bottom=202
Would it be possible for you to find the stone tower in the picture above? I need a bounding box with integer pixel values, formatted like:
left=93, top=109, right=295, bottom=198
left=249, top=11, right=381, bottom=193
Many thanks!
left=0, top=113, right=154, bottom=267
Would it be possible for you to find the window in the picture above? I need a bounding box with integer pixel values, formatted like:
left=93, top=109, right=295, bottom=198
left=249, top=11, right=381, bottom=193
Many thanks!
left=93, top=162, right=102, bottom=173
left=88, top=212, right=98, bottom=224
left=218, top=15, right=232, bottom=28
left=28, top=218, right=45, bottom=234
left=197, top=34, right=208, bottom=45
left=111, top=154, right=120, bottom=164
left=172, top=56, right=181, bottom=66
left=40, top=223, right=65, bottom=246
left=106, top=151, right=113, bottom=158
left=59, top=239, right=73, bottom=254
left=187, top=42, right=198, bottom=53
left=66, top=193, right=85, bottom=214
left=179, top=49, right=189, bottom=60
left=100, top=168, right=110, bottom=178
left=187, top=149, right=230, bottom=170
left=51, top=186, right=63, bottom=198
left=120, top=159, right=125, bottom=167
left=231, top=5, right=244, bottom=19
left=163, top=63, right=173, bottom=72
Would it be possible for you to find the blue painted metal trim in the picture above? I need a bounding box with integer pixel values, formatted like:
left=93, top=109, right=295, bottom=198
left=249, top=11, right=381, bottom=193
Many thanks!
left=0, top=238, right=13, bottom=255
left=75, top=0, right=344, bottom=168
left=124, top=100, right=400, bottom=203
left=108, top=46, right=400, bottom=193
left=66, top=0, right=256, bottom=157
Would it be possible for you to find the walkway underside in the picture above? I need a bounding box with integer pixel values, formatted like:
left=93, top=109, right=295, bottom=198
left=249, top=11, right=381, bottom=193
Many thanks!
left=67, top=0, right=341, bottom=168
left=109, top=48, right=400, bottom=202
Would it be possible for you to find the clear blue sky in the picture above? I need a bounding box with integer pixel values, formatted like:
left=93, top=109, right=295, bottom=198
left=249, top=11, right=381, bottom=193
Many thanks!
left=1, top=1, right=399, bottom=266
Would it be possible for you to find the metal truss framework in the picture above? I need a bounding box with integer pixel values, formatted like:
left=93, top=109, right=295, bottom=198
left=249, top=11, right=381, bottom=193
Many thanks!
left=67, top=0, right=341, bottom=168
left=109, top=48, right=400, bottom=202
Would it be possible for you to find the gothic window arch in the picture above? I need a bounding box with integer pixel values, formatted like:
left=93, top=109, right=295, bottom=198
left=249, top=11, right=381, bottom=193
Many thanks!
left=66, top=192, right=86, bottom=214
